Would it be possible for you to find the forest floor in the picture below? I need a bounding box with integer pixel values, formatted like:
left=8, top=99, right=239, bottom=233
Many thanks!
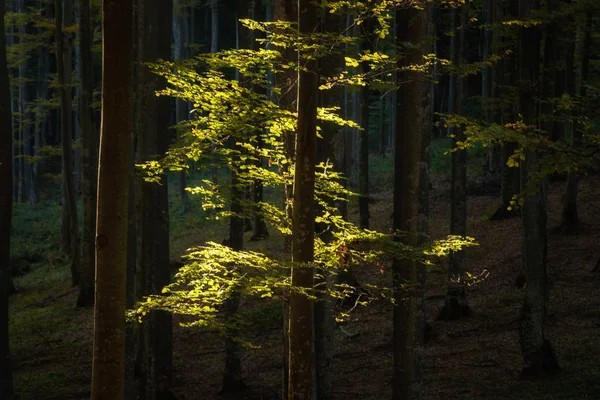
left=9, top=173, right=600, bottom=400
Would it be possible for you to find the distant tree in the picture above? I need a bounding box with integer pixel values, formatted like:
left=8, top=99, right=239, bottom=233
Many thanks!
left=438, top=0, right=472, bottom=321
left=0, top=0, right=15, bottom=396
left=55, top=0, right=80, bottom=287
left=77, top=0, right=98, bottom=307
left=91, top=0, right=133, bottom=398
left=561, top=3, right=592, bottom=235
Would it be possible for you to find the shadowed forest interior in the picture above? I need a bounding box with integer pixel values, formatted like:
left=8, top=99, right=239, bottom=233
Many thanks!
left=1, top=0, right=600, bottom=399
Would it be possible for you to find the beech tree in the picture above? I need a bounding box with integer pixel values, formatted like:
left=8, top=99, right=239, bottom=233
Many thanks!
left=91, top=0, right=133, bottom=398
left=393, top=4, right=428, bottom=399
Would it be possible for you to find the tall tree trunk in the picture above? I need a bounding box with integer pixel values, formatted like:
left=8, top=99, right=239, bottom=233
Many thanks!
left=220, top=137, right=246, bottom=395
left=77, top=0, right=98, bottom=307
left=209, top=0, right=219, bottom=185
left=560, top=8, right=591, bottom=235
left=274, top=0, right=296, bottom=396
left=288, top=1, right=318, bottom=398
left=438, top=1, right=471, bottom=321
left=0, top=0, right=15, bottom=395
left=16, top=0, right=33, bottom=204
left=491, top=0, right=520, bottom=221
left=56, top=0, right=80, bottom=287
left=518, top=0, right=559, bottom=378
left=393, top=5, right=428, bottom=400
left=358, top=18, right=372, bottom=229
left=133, top=0, right=174, bottom=398
left=91, top=0, right=133, bottom=397
left=313, top=9, right=344, bottom=399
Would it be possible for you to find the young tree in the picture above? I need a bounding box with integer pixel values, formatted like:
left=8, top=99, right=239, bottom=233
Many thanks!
left=288, top=0, right=318, bottom=398
left=0, top=0, right=15, bottom=396
left=91, top=0, right=133, bottom=398
left=77, top=0, right=98, bottom=307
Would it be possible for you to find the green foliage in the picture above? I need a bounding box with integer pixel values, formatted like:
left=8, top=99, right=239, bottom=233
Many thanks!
left=130, top=9, right=476, bottom=335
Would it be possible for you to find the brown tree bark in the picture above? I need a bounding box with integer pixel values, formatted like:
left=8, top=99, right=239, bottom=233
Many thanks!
left=76, top=0, right=98, bottom=307
left=91, top=0, right=133, bottom=398
left=55, top=0, right=80, bottom=287
left=288, top=1, right=318, bottom=398
left=518, top=0, right=559, bottom=378
left=133, top=0, right=174, bottom=398
left=393, top=5, right=428, bottom=400
left=0, top=0, right=15, bottom=396
left=274, top=0, right=297, bottom=397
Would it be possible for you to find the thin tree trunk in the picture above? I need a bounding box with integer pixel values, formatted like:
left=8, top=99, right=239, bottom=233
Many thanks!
left=438, top=2, right=471, bottom=321
left=91, top=0, right=133, bottom=397
left=250, top=0, right=269, bottom=241
left=561, top=9, right=591, bottom=236
left=393, top=5, right=428, bottom=400
left=0, top=0, right=15, bottom=395
left=174, top=0, right=191, bottom=213
left=56, top=0, right=80, bottom=287
left=358, top=19, right=372, bottom=229
left=288, top=1, right=318, bottom=398
left=77, top=0, right=98, bottom=307
left=209, top=0, right=219, bottom=185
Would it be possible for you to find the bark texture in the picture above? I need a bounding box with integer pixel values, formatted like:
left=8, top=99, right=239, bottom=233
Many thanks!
left=91, top=0, right=133, bottom=398
left=393, top=6, right=428, bottom=400
left=133, top=0, right=174, bottom=398
left=288, top=1, right=318, bottom=399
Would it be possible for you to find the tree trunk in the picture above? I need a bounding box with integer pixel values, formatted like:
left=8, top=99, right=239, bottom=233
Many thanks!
left=438, top=2, right=471, bottom=321
left=561, top=8, right=591, bottom=236
left=518, top=0, right=559, bottom=378
left=358, top=19, right=372, bottom=229
left=250, top=0, right=269, bottom=242
left=77, top=0, right=98, bottom=307
left=133, top=0, right=174, bottom=398
left=491, top=0, right=520, bottom=221
left=288, top=1, right=318, bottom=398
left=274, top=0, right=296, bottom=396
left=0, top=0, right=15, bottom=395
left=55, top=0, right=80, bottom=287
left=393, top=5, right=428, bottom=400
left=209, top=0, right=219, bottom=185
left=91, top=0, right=133, bottom=397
